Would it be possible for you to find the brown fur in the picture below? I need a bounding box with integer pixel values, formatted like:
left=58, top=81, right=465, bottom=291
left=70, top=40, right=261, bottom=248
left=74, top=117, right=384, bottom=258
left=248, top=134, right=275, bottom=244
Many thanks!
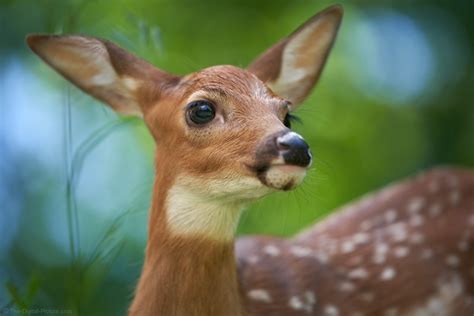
left=238, top=167, right=474, bottom=315
left=129, top=144, right=244, bottom=315
left=248, top=5, right=342, bottom=105
left=27, top=7, right=474, bottom=315
left=129, top=65, right=290, bottom=315
left=25, top=6, right=377, bottom=316
left=143, top=65, right=287, bottom=181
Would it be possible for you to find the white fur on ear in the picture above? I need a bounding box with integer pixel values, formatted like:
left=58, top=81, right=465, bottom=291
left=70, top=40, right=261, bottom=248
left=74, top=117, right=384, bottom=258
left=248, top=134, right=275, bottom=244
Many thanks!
left=27, top=34, right=173, bottom=116
left=248, top=5, right=343, bottom=108
left=271, top=15, right=340, bottom=107
left=28, top=35, right=142, bottom=115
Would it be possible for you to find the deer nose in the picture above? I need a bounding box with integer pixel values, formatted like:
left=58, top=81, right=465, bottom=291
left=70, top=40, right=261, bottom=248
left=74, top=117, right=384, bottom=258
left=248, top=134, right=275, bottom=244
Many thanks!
left=276, top=132, right=312, bottom=167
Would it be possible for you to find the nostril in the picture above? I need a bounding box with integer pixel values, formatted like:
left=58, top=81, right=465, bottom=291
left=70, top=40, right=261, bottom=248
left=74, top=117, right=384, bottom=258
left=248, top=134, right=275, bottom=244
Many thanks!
left=276, top=137, right=291, bottom=150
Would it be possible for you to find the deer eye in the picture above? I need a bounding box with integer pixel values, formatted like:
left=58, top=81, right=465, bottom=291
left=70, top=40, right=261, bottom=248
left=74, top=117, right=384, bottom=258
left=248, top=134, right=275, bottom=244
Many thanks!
left=186, top=100, right=216, bottom=125
left=283, top=114, right=292, bottom=129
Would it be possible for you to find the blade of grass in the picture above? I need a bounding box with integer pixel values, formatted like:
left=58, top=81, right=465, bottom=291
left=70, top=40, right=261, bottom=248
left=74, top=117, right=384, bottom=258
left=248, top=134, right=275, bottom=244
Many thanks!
left=70, top=116, right=141, bottom=190
left=63, top=87, right=141, bottom=312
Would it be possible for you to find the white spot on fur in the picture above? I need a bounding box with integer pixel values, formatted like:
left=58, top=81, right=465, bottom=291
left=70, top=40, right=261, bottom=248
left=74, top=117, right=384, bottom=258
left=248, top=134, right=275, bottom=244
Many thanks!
left=304, top=291, right=317, bottom=304
left=247, top=255, right=259, bottom=264
left=409, top=214, right=424, bottom=227
left=340, top=281, right=356, bottom=292
left=407, top=197, right=426, bottom=214
left=446, top=255, right=460, bottom=267
left=348, top=268, right=369, bottom=279
left=289, top=296, right=303, bottom=310
left=263, top=245, right=280, bottom=257
left=376, top=243, right=389, bottom=254
left=290, top=246, right=312, bottom=257
left=409, top=232, right=425, bottom=244
left=394, top=246, right=410, bottom=258
left=341, top=240, right=355, bottom=254
left=324, top=305, right=339, bottom=316
left=389, top=223, right=408, bottom=242
left=406, top=274, right=464, bottom=315
left=384, top=209, right=398, bottom=223
left=428, top=203, right=442, bottom=217
left=288, top=293, right=316, bottom=313
left=353, top=233, right=370, bottom=245
left=373, top=243, right=389, bottom=264
left=380, top=267, right=396, bottom=280
left=248, top=289, right=272, bottom=303
left=314, top=251, right=330, bottom=264
left=427, top=298, right=443, bottom=311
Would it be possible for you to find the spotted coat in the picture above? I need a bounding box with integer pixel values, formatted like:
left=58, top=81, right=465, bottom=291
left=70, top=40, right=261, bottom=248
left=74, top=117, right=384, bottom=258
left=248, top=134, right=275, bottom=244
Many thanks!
left=237, top=167, right=474, bottom=316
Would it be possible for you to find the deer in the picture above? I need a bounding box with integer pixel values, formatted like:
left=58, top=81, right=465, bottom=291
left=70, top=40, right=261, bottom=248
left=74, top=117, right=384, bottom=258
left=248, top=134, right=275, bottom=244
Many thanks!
left=26, top=4, right=474, bottom=316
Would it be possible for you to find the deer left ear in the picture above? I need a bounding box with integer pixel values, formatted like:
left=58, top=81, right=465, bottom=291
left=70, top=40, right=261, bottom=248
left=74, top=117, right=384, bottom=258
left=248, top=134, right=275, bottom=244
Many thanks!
left=27, top=34, right=179, bottom=117
left=248, top=5, right=343, bottom=109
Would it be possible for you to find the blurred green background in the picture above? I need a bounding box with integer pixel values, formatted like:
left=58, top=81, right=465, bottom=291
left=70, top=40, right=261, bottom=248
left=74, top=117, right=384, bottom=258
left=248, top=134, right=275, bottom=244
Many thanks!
left=1, top=0, right=473, bottom=314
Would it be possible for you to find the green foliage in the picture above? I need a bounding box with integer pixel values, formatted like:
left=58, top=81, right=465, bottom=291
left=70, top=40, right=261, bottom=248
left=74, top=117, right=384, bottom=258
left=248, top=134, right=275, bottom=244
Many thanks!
left=1, top=0, right=473, bottom=314
left=4, top=275, right=39, bottom=312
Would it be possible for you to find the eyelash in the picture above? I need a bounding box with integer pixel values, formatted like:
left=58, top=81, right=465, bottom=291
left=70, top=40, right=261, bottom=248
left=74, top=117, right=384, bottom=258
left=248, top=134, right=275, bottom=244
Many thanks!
left=284, top=113, right=301, bottom=128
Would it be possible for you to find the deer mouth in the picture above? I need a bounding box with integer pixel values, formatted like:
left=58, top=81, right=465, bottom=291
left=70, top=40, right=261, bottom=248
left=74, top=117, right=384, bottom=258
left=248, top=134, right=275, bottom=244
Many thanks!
left=250, top=130, right=311, bottom=190
left=248, top=162, right=307, bottom=191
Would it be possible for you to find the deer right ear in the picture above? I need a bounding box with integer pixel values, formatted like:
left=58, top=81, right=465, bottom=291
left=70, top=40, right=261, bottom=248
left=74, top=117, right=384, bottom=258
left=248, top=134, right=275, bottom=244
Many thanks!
left=248, top=5, right=343, bottom=109
left=26, top=34, right=179, bottom=117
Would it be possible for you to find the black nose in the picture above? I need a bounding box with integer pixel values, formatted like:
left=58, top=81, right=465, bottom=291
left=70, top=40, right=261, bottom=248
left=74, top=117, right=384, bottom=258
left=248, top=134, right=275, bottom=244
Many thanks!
left=276, top=132, right=312, bottom=167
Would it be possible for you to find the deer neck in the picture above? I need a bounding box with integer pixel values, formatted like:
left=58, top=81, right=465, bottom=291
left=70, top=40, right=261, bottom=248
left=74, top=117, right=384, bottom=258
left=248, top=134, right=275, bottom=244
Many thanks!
left=129, top=173, right=244, bottom=316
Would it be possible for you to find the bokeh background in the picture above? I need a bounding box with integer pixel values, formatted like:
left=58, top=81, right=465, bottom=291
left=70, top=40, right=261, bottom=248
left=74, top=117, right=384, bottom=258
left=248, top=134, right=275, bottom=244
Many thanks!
left=1, top=0, right=473, bottom=314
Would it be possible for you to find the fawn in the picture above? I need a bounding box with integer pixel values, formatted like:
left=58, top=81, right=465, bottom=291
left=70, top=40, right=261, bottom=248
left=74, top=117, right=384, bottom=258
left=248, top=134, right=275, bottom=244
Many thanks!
left=27, top=4, right=474, bottom=316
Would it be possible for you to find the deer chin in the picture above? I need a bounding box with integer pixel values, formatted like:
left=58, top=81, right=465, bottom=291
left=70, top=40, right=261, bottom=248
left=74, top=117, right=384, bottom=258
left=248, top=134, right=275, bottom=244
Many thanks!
left=262, top=164, right=307, bottom=191
left=176, top=173, right=274, bottom=202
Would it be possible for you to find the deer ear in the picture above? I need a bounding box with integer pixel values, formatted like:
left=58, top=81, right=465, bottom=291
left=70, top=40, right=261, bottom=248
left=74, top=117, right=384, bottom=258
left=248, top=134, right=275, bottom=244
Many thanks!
left=26, top=34, right=179, bottom=116
left=248, top=5, right=343, bottom=109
